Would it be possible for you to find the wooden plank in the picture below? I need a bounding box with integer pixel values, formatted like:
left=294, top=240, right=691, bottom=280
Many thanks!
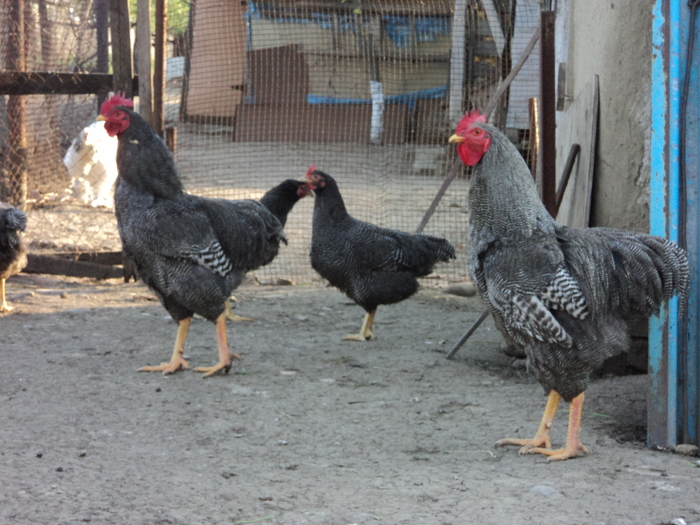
left=448, top=0, right=467, bottom=126
left=109, top=0, right=134, bottom=96
left=184, top=0, right=246, bottom=120
left=539, top=11, right=557, bottom=217
left=136, top=0, right=153, bottom=127
left=0, top=72, right=138, bottom=96
left=481, top=0, right=506, bottom=56
left=555, top=75, right=599, bottom=228
left=153, top=0, right=166, bottom=136
left=96, top=0, right=110, bottom=108
left=35, top=251, right=125, bottom=265
left=5, top=0, right=28, bottom=206
left=24, top=254, right=123, bottom=280
left=296, top=1, right=453, bottom=16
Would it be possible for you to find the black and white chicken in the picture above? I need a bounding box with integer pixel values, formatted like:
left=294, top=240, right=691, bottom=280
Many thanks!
left=98, top=93, right=294, bottom=377
left=449, top=110, right=689, bottom=460
left=305, top=167, right=455, bottom=341
left=0, top=203, right=27, bottom=313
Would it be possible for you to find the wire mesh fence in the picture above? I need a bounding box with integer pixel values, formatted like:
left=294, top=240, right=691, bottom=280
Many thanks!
left=0, top=0, right=542, bottom=284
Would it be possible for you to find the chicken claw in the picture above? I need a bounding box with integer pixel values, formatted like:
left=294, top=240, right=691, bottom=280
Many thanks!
left=194, top=314, right=241, bottom=378
left=497, top=392, right=588, bottom=461
left=194, top=356, right=238, bottom=378
left=524, top=441, right=588, bottom=461
left=496, top=390, right=560, bottom=454
left=224, top=300, right=253, bottom=322
left=344, top=309, right=376, bottom=342
left=139, top=318, right=191, bottom=375
left=139, top=355, right=190, bottom=375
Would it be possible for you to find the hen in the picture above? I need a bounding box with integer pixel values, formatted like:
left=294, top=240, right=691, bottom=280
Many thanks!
left=449, top=110, right=689, bottom=460
left=98, top=93, right=289, bottom=377
left=63, top=121, right=119, bottom=208
left=0, top=203, right=27, bottom=313
left=305, top=167, right=455, bottom=341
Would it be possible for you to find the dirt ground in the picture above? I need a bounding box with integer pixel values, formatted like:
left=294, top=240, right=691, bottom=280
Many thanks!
left=1, top=274, right=699, bottom=525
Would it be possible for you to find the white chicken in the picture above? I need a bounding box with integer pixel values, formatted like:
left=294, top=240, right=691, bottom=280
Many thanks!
left=63, top=121, right=119, bottom=208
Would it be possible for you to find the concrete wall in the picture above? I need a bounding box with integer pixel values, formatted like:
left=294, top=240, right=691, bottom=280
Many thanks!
left=560, top=0, right=652, bottom=231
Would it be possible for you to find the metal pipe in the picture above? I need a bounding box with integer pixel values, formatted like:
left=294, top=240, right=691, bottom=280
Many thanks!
left=649, top=0, right=682, bottom=449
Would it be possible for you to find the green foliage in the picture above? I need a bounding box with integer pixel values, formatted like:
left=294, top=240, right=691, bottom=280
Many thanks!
left=128, top=0, right=191, bottom=36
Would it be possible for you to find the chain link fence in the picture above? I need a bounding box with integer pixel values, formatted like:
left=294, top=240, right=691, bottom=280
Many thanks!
left=0, top=0, right=542, bottom=283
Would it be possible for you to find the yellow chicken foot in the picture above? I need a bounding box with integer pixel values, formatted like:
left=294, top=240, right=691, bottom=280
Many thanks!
left=195, top=313, right=241, bottom=377
left=526, top=392, right=588, bottom=461
left=224, top=300, right=253, bottom=322
left=496, top=390, right=561, bottom=452
left=0, top=278, right=13, bottom=312
left=139, top=317, right=192, bottom=374
left=343, top=309, right=377, bottom=341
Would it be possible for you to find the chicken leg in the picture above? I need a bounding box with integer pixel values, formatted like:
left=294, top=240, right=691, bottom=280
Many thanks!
left=496, top=390, right=588, bottom=461
left=224, top=300, right=253, bottom=322
left=0, top=278, right=13, bottom=312
left=194, top=313, right=241, bottom=377
left=496, top=390, right=561, bottom=451
left=140, top=317, right=192, bottom=374
left=524, top=392, right=588, bottom=461
left=344, top=309, right=376, bottom=341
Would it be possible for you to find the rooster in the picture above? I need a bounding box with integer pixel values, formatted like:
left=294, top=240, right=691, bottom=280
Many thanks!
left=449, top=110, right=689, bottom=460
left=0, top=203, right=27, bottom=313
left=98, top=93, right=291, bottom=377
left=305, top=167, right=455, bottom=341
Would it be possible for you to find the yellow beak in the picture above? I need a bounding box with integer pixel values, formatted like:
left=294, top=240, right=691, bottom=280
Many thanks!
left=96, top=115, right=107, bottom=121
left=448, top=134, right=464, bottom=144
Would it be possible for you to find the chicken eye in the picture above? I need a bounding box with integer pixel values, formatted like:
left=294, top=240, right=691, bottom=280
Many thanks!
left=473, top=129, right=482, bottom=136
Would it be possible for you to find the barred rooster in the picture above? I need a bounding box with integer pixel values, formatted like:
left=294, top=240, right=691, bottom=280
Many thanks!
left=0, top=203, right=27, bottom=313
left=98, top=93, right=289, bottom=377
left=449, top=110, right=689, bottom=460
left=306, top=167, right=455, bottom=341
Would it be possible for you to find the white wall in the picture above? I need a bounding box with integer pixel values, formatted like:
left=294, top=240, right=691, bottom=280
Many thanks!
left=558, top=0, right=651, bottom=231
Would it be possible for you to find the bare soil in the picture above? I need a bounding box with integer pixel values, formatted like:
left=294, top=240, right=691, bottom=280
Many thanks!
left=1, top=274, right=699, bottom=525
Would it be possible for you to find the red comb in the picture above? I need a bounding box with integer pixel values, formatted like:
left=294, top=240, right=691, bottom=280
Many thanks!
left=306, top=165, right=317, bottom=176
left=455, top=109, right=487, bottom=134
left=100, top=91, right=134, bottom=115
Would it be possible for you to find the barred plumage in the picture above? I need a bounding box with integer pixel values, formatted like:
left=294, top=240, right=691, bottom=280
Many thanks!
left=463, top=121, right=689, bottom=402
left=188, top=241, right=234, bottom=277
left=451, top=113, right=689, bottom=460
left=542, top=267, right=589, bottom=319
left=448, top=109, right=692, bottom=460
left=509, top=292, right=571, bottom=346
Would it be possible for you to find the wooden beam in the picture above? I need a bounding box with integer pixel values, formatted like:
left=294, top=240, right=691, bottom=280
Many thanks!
left=24, top=254, right=123, bottom=280
left=153, top=0, right=166, bottom=136
left=482, top=0, right=506, bottom=56
left=96, top=0, right=110, bottom=108
left=34, top=251, right=125, bottom=265
left=109, top=0, right=133, bottom=96
left=136, top=0, right=154, bottom=127
left=539, top=11, right=557, bottom=218
left=0, top=72, right=138, bottom=96
left=5, top=0, right=28, bottom=206
left=449, top=0, right=467, bottom=127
